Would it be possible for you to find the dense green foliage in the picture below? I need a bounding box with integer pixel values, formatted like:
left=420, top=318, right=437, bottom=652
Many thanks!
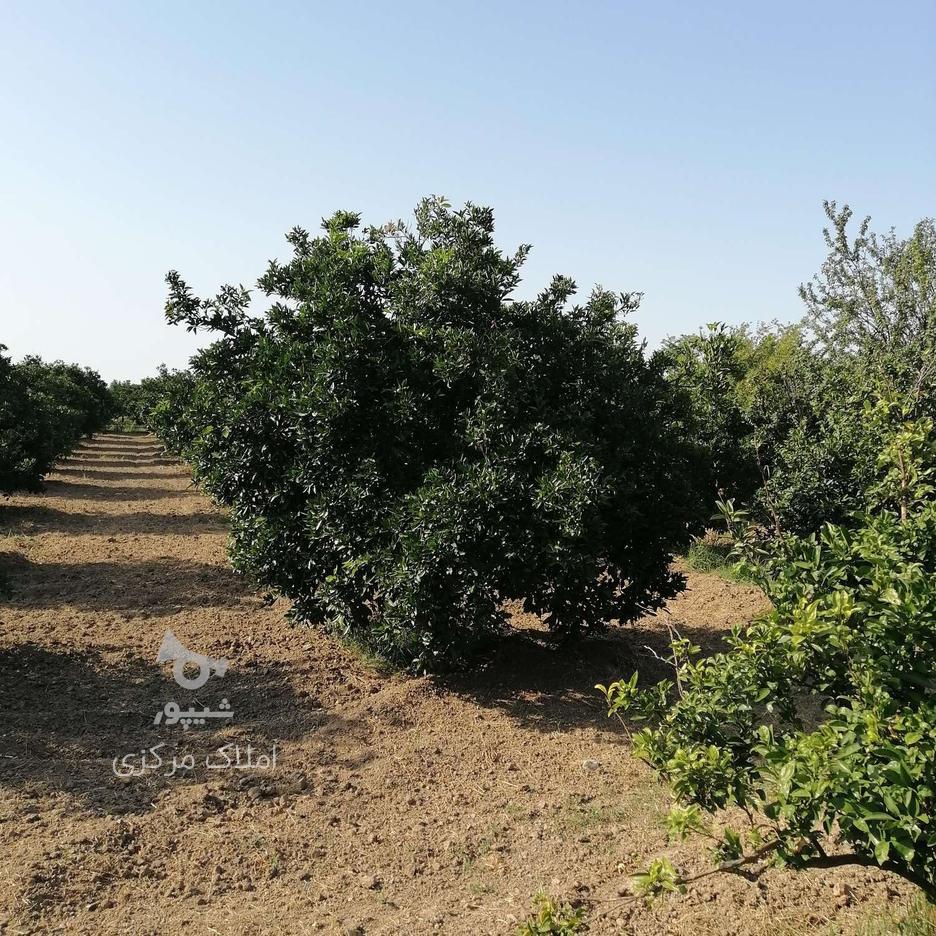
left=0, top=347, right=113, bottom=493
left=801, top=204, right=936, bottom=401
left=654, top=322, right=764, bottom=507
left=659, top=204, right=935, bottom=535
left=601, top=401, right=936, bottom=900
left=601, top=205, right=936, bottom=904
left=110, top=367, right=196, bottom=442
left=157, top=198, right=704, bottom=670
left=658, top=321, right=881, bottom=534
left=108, top=379, right=149, bottom=428
left=142, top=198, right=934, bottom=899
left=143, top=368, right=199, bottom=455
left=516, top=893, right=588, bottom=935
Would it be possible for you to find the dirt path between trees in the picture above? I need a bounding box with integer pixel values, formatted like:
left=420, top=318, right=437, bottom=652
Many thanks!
left=0, top=434, right=912, bottom=935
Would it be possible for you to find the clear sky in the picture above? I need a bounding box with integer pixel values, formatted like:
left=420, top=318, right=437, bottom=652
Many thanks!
left=1, top=1, right=933, bottom=381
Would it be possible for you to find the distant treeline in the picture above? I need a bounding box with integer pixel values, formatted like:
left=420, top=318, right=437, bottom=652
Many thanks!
left=109, top=366, right=193, bottom=435
left=656, top=204, right=935, bottom=535
left=0, top=349, right=114, bottom=493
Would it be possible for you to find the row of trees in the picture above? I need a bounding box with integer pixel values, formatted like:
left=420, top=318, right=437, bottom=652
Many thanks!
left=0, top=348, right=113, bottom=493
left=141, top=198, right=933, bottom=900
left=3, top=197, right=930, bottom=903
left=144, top=201, right=936, bottom=666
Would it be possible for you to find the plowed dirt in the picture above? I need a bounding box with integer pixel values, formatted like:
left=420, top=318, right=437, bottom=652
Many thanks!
left=0, top=435, right=913, bottom=934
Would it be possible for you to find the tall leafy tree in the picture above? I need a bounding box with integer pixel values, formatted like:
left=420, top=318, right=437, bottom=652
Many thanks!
left=802, top=201, right=936, bottom=403
left=661, top=205, right=936, bottom=535
left=160, top=198, right=706, bottom=670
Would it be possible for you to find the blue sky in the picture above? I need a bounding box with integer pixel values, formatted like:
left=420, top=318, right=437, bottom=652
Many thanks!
left=1, top=0, right=933, bottom=380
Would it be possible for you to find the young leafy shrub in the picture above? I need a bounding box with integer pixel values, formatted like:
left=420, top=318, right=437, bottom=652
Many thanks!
left=516, top=892, right=588, bottom=935
left=601, top=403, right=936, bottom=902
left=162, top=198, right=704, bottom=671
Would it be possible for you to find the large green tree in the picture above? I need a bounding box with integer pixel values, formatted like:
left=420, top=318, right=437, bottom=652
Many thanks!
left=802, top=201, right=936, bottom=403
left=160, top=198, right=706, bottom=670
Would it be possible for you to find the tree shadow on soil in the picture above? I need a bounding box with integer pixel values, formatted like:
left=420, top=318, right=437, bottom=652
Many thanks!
left=437, top=616, right=733, bottom=735
left=50, top=467, right=190, bottom=481
left=56, top=452, right=182, bottom=470
left=41, top=480, right=198, bottom=501
left=0, top=643, right=364, bottom=815
left=0, top=505, right=227, bottom=536
left=0, top=555, right=256, bottom=616
left=76, top=440, right=161, bottom=447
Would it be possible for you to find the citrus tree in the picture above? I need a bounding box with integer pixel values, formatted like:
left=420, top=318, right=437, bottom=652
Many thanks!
left=160, top=197, right=706, bottom=670
left=601, top=400, right=936, bottom=901
left=654, top=323, right=762, bottom=509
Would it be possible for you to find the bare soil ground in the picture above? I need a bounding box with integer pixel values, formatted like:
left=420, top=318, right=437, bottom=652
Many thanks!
left=0, top=435, right=915, bottom=935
